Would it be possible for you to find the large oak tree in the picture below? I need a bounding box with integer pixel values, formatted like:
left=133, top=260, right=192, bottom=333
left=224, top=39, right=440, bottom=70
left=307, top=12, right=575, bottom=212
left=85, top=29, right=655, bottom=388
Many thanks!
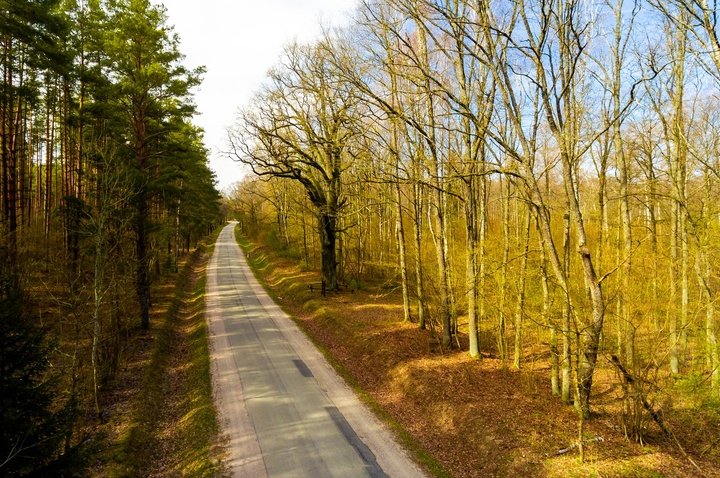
left=230, top=41, right=360, bottom=291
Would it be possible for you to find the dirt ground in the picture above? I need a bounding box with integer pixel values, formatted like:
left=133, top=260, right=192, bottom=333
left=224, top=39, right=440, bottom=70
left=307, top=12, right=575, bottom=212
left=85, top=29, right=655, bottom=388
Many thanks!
left=243, top=239, right=720, bottom=478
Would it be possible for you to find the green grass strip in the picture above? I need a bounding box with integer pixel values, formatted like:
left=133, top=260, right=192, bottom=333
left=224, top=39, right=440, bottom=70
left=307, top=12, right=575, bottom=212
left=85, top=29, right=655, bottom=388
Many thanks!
left=111, top=229, right=223, bottom=477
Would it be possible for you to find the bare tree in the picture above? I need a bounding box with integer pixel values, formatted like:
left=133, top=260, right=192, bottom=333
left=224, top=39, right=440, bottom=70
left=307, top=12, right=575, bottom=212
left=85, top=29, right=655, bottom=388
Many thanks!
left=476, top=0, right=636, bottom=418
left=230, top=42, right=360, bottom=290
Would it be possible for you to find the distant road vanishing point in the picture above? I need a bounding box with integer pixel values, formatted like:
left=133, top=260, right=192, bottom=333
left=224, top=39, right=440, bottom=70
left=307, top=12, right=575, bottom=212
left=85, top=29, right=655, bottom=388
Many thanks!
left=205, top=222, right=427, bottom=478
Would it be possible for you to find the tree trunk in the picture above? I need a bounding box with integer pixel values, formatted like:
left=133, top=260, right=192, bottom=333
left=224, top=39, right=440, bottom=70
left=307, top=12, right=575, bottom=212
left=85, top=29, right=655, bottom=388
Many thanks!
left=562, top=207, right=572, bottom=404
left=513, top=206, right=531, bottom=370
left=413, top=180, right=427, bottom=329
left=44, top=76, right=55, bottom=248
left=680, top=212, right=689, bottom=365
left=396, top=183, right=411, bottom=322
left=136, top=187, right=150, bottom=330
left=695, top=248, right=719, bottom=392
left=319, top=211, right=338, bottom=291
left=478, top=173, right=487, bottom=355
left=499, top=176, right=511, bottom=364
left=5, top=48, right=18, bottom=260
left=670, top=203, right=680, bottom=374
left=175, top=183, right=181, bottom=273
left=620, top=166, right=634, bottom=367
left=563, top=155, right=606, bottom=419
left=92, top=231, right=104, bottom=420
left=416, top=20, right=452, bottom=347
left=465, top=174, right=480, bottom=358
left=429, top=188, right=453, bottom=348
left=388, top=61, right=411, bottom=323
left=537, top=210, right=560, bottom=394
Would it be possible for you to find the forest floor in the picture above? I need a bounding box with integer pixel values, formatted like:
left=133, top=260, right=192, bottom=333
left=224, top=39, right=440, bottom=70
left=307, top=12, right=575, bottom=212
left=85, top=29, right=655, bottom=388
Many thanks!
left=237, top=232, right=720, bottom=478
left=87, top=239, right=225, bottom=477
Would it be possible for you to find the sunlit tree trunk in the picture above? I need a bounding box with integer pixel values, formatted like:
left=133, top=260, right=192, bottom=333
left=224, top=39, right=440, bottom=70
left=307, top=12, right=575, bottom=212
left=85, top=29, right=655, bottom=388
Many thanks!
left=395, top=182, right=411, bottom=322
left=513, top=205, right=531, bottom=369
left=663, top=16, right=689, bottom=374
left=539, top=211, right=560, bottom=395
left=387, top=47, right=412, bottom=323
left=499, top=176, right=511, bottom=364
left=465, top=169, right=480, bottom=357
left=561, top=204, right=573, bottom=403
left=412, top=174, right=427, bottom=330
left=416, top=20, right=453, bottom=348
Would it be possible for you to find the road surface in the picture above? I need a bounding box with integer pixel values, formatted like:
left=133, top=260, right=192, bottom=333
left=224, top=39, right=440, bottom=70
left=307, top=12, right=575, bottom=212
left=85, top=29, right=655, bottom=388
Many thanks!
left=205, top=223, right=427, bottom=478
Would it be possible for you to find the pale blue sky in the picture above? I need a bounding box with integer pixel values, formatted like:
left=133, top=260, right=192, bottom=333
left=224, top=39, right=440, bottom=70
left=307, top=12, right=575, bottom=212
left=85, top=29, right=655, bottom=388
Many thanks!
left=160, top=1, right=358, bottom=192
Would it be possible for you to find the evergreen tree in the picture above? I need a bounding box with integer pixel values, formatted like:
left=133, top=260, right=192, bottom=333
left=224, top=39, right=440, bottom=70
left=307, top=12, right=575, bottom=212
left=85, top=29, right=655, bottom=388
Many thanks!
left=0, top=256, right=64, bottom=476
left=104, top=0, right=203, bottom=329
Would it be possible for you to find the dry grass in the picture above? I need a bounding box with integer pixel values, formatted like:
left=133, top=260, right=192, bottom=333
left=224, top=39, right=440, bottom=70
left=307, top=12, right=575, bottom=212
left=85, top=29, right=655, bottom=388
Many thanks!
left=239, top=231, right=719, bottom=478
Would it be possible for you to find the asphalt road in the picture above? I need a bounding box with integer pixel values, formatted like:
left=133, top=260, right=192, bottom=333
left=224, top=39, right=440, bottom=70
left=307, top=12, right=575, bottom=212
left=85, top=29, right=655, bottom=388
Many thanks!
left=205, top=223, right=427, bottom=478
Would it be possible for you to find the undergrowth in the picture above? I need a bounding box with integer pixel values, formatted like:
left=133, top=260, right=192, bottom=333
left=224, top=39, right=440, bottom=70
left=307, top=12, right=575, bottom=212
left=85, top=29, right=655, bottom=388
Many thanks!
left=233, top=225, right=720, bottom=478
left=96, top=231, right=223, bottom=477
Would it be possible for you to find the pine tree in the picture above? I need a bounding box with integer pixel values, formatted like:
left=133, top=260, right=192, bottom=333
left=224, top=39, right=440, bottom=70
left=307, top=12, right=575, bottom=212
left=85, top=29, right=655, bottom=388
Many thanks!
left=104, top=0, right=202, bottom=329
left=0, top=255, right=64, bottom=475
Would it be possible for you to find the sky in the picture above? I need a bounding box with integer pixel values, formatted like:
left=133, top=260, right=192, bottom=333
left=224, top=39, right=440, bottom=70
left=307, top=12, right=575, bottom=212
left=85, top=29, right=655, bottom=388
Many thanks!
left=160, top=0, right=359, bottom=193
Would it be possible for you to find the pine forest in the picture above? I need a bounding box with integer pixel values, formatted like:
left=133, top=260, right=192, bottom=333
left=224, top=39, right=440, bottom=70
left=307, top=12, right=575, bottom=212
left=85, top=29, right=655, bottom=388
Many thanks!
left=1, top=0, right=222, bottom=475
